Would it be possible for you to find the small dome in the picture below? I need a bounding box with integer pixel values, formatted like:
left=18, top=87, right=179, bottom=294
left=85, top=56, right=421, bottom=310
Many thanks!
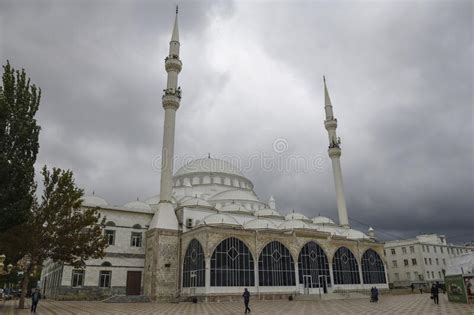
left=123, top=200, right=152, bottom=211
left=254, top=208, right=282, bottom=218
left=209, top=189, right=259, bottom=202
left=221, top=203, right=251, bottom=214
left=244, top=219, right=277, bottom=230
left=82, top=195, right=108, bottom=207
left=175, top=158, right=244, bottom=177
left=279, top=220, right=309, bottom=230
left=180, top=197, right=212, bottom=208
left=368, top=227, right=374, bottom=232
left=312, top=216, right=335, bottom=225
left=340, top=229, right=369, bottom=240
left=199, top=213, right=242, bottom=227
left=285, top=212, right=308, bottom=221
left=144, top=194, right=178, bottom=205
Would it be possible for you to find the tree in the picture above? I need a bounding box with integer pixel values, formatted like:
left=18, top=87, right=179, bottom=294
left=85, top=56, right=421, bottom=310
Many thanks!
left=5, top=166, right=108, bottom=308
left=0, top=61, right=41, bottom=235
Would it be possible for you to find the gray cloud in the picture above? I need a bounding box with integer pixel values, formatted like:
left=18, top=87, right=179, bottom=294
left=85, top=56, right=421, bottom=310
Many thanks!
left=1, top=0, right=472, bottom=243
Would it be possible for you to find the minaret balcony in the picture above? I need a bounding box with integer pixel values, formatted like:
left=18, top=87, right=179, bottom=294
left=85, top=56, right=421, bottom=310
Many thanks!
left=328, top=147, right=342, bottom=158
left=324, top=119, right=338, bottom=129
left=162, top=94, right=180, bottom=110
left=165, top=57, right=182, bottom=72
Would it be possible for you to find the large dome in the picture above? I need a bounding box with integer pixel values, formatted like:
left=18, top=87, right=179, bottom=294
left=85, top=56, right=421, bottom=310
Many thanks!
left=175, top=158, right=244, bottom=177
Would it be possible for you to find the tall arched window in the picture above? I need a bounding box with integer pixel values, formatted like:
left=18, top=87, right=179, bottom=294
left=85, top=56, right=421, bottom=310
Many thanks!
left=361, top=249, right=386, bottom=284
left=332, top=247, right=360, bottom=284
left=211, top=237, right=254, bottom=287
left=298, top=241, right=330, bottom=287
left=259, top=241, right=295, bottom=286
left=183, top=239, right=205, bottom=287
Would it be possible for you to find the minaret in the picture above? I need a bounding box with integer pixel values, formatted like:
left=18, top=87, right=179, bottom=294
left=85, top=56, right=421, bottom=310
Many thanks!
left=149, top=5, right=182, bottom=230
left=145, top=7, right=182, bottom=302
left=323, top=77, right=349, bottom=227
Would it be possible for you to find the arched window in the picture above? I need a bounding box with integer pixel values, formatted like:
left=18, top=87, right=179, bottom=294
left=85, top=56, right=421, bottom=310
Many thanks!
left=105, top=221, right=116, bottom=227
left=211, top=237, right=254, bottom=287
left=298, top=241, right=330, bottom=287
left=361, top=249, right=386, bottom=284
left=183, top=239, right=205, bottom=287
left=132, top=224, right=142, bottom=229
left=259, top=241, right=295, bottom=286
left=332, top=247, right=360, bottom=284
left=101, top=261, right=112, bottom=267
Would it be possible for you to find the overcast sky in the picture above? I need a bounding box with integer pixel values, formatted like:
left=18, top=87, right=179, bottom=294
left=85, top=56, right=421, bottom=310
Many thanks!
left=1, top=0, right=472, bottom=243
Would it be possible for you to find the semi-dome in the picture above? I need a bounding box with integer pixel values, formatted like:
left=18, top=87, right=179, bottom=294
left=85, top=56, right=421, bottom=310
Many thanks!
left=123, top=200, right=152, bottom=211
left=180, top=197, right=212, bottom=208
left=279, top=220, right=309, bottom=230
left=175, top=158, right=244, bottom=177
left=285, top=212, right=309, bottom=221
left=254, top=208, right=282, bottom=218
left=244, top=218, right=277, bottom=230
left=82, top=195, right=108, bottom=207
left=312, top=216, right=336, bottom=225
left=199, top=213, right=242, bottom=227
left=220, top=203, right=251, bottom=214
left=209, top=189, right=259, bottom=202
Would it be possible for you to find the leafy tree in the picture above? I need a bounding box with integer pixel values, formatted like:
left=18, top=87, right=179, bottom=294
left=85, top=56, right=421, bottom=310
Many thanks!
left=5, top=166, right=108, bottom=308
left=0, top=61, right=41, bottom=235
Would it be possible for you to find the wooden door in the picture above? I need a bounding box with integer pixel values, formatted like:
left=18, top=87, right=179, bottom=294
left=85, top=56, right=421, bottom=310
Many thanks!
left=126, top=271, right=141, bottom=295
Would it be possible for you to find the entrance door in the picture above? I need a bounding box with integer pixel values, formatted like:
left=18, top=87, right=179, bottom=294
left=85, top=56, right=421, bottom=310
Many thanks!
left=303, top=275, right=312, bottom=294
left=126, top=271, right=141, bottom=295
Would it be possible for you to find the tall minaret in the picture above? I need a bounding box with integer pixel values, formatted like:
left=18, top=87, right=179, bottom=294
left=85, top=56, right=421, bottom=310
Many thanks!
left=323, top=77, right=349, bottom=227
left=145, top=8, right=182, bottom=302
left=149, top=5, right=181, bottom=230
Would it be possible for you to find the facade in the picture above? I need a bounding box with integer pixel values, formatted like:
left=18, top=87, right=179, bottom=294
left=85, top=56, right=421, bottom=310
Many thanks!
left=40, top=8, right=389, bottom=301
left=384, top=234, right=474, bottom=288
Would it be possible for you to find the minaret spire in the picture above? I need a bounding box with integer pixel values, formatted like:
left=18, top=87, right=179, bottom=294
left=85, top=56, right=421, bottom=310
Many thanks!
left=323, top=77, right=349, bottom=228
left=149, top=8, right=183, bottom=230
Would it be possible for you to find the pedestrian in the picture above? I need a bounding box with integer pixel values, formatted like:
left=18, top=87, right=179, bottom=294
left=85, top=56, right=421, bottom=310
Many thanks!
left=242, top=288, right=251, bottom=313
left=31, top=288, right=41, bottom=313
left=410, top=283, right=414, bottom=293
left=373, top=287, right=379, bottom=303
left=419, top=286, right=423, bottom=294
left=431, top=283, right=439, bottom=305
left=370, top=287, right=375, bottom=302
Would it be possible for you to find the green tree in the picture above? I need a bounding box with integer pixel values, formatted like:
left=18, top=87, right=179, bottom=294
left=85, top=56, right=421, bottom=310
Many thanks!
left=0, top=61, right=41, bottom=235
left=6, top=166, right=108, bottom=308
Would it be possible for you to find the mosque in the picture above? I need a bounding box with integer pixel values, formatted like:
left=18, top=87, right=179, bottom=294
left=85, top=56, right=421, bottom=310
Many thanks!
left=40, top=8, right=388, bottom=302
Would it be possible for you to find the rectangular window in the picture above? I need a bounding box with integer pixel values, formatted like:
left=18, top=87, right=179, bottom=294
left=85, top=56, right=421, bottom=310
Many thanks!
left=391, top=248, right=396, bottom=255
left=436, top=258, right=439, bottom=265
left=427, top=271, right=430, bottom=279
left=392, top=260, right=398, bottom=268
left=406, top=272, right=411, bottom=280
left=429, top=258, right=432, bottom=265
left=424, top=258, right=428, bottom=265
left=422, top=245, right=425, bottom=252
left=105, top=230, right=115, bottom=246
left=431, top=271, right=434, bottom=279
left=412, top=258, right=417, bottom=266
left=99, top=271, right=112, bottom=288
left=410, top=246, right=415, bottom=253
left=438, top=271, right=442, bottom=278
left=440, top=247, right=444, bottom=254
left=427, top=246, right=430, bottom=253
left=404, top=259, right=409, bottom=267
left=434, top=246, right=437, bottom=253
left=414, top=271, right=419, bottom=279
left=71, top=270, right=84, bottom=287
left=443, top=258, right=446, bottom=265
left=131, top=232, right=142, bottom=247
left=402, top=247, right=407, bottom=254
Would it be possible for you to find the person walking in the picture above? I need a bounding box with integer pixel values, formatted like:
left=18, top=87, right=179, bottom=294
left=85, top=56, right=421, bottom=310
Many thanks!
left=31, top=288, right=41, bottom=313
left=410, top=283, right=415, bottom=293
left=431, top=283, right=439, bottom=305
left=243, top=288, right=251, bottom=313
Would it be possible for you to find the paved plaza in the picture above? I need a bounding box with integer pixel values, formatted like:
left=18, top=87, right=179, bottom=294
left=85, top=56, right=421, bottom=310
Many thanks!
left=1, top=294, right=472, bottom=315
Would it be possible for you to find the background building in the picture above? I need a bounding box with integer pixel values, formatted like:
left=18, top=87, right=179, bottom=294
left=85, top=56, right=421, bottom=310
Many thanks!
left=384, top=234, right=474, bottom=288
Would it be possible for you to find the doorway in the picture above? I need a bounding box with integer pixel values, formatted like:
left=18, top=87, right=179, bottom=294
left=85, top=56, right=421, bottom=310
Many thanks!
left=126, top=271, right=141, bottom=295
left=303, top=275, right=313, bottom=294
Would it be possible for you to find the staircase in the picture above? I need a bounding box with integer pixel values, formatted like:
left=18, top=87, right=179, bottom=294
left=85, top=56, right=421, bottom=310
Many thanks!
left=102, top=295, right=151, bottom=303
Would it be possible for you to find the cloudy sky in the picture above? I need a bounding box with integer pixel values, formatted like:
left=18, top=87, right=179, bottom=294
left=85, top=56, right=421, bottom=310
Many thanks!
left=1, top=0, right=472, bottom=243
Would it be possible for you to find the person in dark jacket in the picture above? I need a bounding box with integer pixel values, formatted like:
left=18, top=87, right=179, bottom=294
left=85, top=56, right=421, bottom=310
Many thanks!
left=243, top=288, right=251, bottom=313
left=31, top=288, right=41, bottom=313
left=431, top=284, right=439, bottom=305
left=410, top=283, right=415, bottom=293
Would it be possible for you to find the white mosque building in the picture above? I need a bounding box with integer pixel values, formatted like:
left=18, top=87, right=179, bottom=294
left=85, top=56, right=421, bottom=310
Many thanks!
left=40, top=8, right=388, bottom=302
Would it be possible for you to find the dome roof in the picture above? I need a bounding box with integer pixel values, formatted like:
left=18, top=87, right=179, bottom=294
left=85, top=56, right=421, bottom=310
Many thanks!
left=199, top=213, right=242, bottom=227
left=210, top=189, right=259, bottom=202
left=123, top=200, right=152, bottom=211
left=285, top=212, right=309, bottom=221
left=312, top=216, right=336, bottom=225
left=175, top=158, right=243, bottom=177
left=279, top=220, right=309, bottom=230
left=254, top=208, right=282, bottom=218
left=221, top=203, right=251, bottom=214
left=244, top=218, right=277, bottom=230
left=341, top=229, right=369, bottom=240
left=82, top=195, right=108, bottom=207
left=180, top=197, right=212, bottom=208
left=144, top=194, right=177, bottom=205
